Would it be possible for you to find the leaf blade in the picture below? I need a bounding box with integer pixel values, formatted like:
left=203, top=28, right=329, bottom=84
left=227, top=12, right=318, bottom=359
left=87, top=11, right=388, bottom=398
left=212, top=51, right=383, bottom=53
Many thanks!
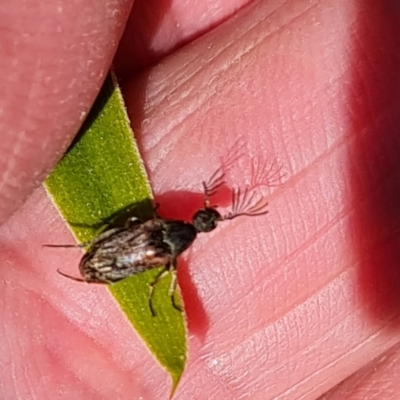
left=45, top=72, right=187, bottom=393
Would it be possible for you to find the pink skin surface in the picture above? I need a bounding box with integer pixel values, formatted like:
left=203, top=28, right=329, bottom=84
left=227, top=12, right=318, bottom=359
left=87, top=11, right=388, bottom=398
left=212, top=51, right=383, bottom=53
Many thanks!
left=1, top=0, right=400, bottom=399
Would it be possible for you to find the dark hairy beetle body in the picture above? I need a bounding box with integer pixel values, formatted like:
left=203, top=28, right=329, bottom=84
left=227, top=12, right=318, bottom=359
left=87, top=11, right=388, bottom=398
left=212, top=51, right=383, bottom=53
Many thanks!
left=77, top=217, right=197, bottom=284
left=51, top=168, right=269, bottom=315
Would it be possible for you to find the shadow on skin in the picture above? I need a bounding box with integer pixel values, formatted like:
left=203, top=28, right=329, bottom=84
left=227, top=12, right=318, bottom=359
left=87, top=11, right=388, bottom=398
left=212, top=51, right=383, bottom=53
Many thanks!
left=350, top=2, right=400, bottom=324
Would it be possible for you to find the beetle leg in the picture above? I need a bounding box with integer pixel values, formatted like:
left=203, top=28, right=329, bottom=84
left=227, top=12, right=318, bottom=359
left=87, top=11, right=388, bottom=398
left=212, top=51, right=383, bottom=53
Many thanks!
left=169, top=268, right=183, bottom=313
left=148, top=261, right=182, bottom=316
left=43, top=242, right=88, bottom=249
left=57, top=269, right=87, bottom=282
left=151, top=201, right=163, bottom=220
left=148, top=266, right=168, bottom=316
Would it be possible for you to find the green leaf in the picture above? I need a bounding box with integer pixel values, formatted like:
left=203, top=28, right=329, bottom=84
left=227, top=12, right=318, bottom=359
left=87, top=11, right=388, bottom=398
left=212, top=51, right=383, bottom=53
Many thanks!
left=44, top=72, right=187, bottom=394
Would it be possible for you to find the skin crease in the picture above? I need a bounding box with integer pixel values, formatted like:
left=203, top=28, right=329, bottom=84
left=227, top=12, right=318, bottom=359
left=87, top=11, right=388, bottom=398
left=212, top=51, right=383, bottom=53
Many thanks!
left=1, top=0, right=400, bottom=399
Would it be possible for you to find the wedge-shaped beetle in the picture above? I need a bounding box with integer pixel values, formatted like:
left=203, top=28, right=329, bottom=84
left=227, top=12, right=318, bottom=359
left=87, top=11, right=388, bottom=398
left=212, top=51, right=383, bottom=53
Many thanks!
left=50, top=168, right=269, bottom=316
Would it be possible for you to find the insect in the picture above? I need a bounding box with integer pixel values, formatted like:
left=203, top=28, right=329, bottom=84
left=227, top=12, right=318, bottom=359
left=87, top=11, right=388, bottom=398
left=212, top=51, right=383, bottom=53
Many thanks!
left=48, top=168, right=269, bottom=316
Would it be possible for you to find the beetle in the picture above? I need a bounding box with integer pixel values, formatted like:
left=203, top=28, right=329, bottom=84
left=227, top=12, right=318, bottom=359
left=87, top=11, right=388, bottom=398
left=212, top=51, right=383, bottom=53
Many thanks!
left=49, top=168, right=269, bottom=316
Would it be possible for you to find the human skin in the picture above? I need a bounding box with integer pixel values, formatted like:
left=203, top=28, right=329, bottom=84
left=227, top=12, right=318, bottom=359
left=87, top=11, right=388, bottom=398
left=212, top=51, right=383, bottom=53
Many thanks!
left=1, top=0, right=400, bottom=399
